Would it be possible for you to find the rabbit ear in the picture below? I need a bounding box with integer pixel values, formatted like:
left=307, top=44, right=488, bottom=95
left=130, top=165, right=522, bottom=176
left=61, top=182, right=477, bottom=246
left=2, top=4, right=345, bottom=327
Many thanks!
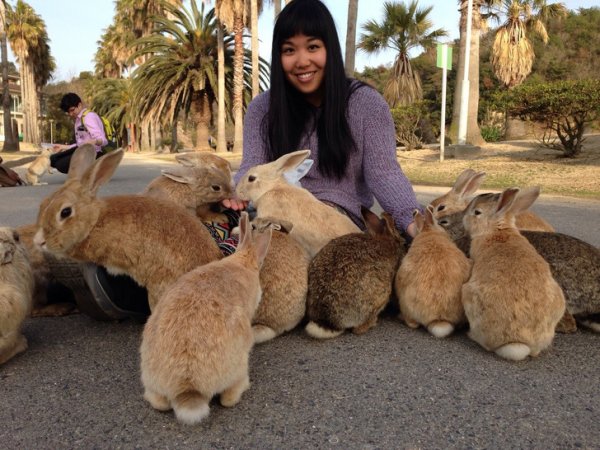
left=67, top=144, right=97, bottom=180
left=510, top=186, right=541, bottom=214
left=237, top=211, right=250, bottom=250
left=175, top=153, right=195, bottom=167
left=273, top=150, right=311, bottom=176
left=80, top=149, right=124, bottom=196
left=161, top=166, right=196, bottom=185
left=253, top=226, right=272, bottom=267
left=456, top=171, right=486, bottom=199
left=494, top=188, right=520, bottom=217
left=425, top=205, right=435, bottom=226
left=413, top=209, right=425, bottom=232
left=361, top=207, right=385, bottom=235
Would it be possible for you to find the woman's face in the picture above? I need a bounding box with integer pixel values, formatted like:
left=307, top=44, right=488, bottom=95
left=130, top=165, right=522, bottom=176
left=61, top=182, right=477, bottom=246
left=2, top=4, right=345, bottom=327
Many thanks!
left=280, top=33, right=327, bottom=106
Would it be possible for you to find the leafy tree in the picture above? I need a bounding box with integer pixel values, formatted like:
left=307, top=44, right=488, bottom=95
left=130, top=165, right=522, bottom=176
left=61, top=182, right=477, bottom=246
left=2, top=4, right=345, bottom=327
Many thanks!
left=496, top=79, right=600, bottom=156
left=357, top=0, right=446, bottom=107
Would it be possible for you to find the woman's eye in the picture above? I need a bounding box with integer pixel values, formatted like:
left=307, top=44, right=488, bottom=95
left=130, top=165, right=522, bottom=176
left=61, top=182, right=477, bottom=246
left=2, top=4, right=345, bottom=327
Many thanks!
left=281, top=47, right=294, bottom=54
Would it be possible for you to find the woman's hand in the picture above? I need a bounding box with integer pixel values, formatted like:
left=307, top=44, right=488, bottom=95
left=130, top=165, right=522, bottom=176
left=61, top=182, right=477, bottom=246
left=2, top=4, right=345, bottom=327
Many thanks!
left=52, top=144, right=68, bottom=152
left=222, top=198, right=248, bottom=211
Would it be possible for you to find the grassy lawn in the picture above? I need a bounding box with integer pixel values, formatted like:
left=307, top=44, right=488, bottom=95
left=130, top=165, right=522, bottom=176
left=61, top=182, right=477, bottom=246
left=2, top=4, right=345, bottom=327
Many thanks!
left=398, top=135, right=600, bottom=199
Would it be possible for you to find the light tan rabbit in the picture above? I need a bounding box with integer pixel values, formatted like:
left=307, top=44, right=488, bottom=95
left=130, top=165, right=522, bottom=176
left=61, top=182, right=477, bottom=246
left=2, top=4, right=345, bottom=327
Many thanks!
left=25, top=148, right=54, bottom=185
left=250, top=218, right=309, bottom=344
left=142, top=165, right=234, bottom=223
left=140, top=212, right=271, bottom=425
left=430, top=169, right=554, bottom=232
left=33, top=145, right=222, bottom=311
left=0, top=227, right=34, bottom=365
left=236, top=150, right=360, bottom=259
left=395, top=206, right=471, bottom=338
left=462, top=187, right=565, bottom=361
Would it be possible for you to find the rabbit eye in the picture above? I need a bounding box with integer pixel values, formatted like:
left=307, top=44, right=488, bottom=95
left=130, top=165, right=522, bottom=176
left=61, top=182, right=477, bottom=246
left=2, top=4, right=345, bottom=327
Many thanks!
left=474, top=209, right=482, bottom=216
left=60, top=207, right=72, bottom=219
left=211, top=185, right=221, bottom=192
left=438, top=219, right=449, bottom=226
left=248, top=175, right=256, bottom=182
left=437, top=205, right=445, bottom=212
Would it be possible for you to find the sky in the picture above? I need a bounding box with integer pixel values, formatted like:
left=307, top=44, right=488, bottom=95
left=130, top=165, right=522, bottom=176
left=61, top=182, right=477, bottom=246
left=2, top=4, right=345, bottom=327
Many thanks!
left=8, top=0, right=596, bottom=82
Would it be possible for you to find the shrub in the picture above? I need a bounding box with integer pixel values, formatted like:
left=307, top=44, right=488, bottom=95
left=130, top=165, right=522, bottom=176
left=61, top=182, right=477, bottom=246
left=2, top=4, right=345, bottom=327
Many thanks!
left=495, top=79, right=600, bottom=157
left=391, top=101, right=429, bottom=151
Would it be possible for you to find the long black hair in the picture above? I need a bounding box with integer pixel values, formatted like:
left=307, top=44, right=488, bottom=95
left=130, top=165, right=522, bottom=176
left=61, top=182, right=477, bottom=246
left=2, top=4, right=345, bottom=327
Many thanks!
left=265, top=0, right=364, bottom=179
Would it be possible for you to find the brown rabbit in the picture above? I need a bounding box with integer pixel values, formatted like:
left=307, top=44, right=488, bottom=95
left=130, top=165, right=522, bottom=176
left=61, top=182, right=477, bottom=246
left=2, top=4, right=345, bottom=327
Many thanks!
left=436, top=195, right=600, bottom=334
left=142, top=165, right=234, bottom=223
left=250, top=218, right=309, bottom=344
left=0, top=227, right=34, bottom=365
left=462, top=187, right=565, bottom=361
left=305, top=208, right=406, bottom=338
left=25, top=148, right=54, bottom=185
left=140, top=212, right=271, bottom=425
left=430, top=169, right=554, bottom=232
left=175, top=151, right=233, bottom=176
left=33, top=145, right=222, bottom=311
left=15, top=223, right=76, bottom=317
left=236, top=150, right=360, bottom=259
left=395, top=206, right=471, bottom=338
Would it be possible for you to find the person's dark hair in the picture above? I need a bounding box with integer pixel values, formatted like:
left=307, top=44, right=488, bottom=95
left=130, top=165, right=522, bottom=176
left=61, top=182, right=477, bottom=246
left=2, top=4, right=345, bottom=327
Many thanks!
left=59, top=93, right=82, bottom=112
left=265, top=0, right=365, bottom=179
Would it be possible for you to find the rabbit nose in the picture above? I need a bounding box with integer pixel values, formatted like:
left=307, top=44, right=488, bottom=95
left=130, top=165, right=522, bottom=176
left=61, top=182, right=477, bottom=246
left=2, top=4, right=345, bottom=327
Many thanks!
left=33, top=229, right=46, bottom=247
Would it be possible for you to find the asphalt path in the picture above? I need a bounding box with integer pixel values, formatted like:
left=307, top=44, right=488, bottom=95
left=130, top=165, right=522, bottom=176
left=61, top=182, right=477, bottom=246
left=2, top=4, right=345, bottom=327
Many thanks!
left=0, top=152, right=599, bottom=449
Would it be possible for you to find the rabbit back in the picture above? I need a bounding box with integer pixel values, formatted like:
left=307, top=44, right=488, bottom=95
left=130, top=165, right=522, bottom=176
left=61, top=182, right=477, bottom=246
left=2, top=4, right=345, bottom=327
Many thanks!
left=306, top=231, right=404, bottom=337
left=396, top=231, right=470, bottom=337
left=465, top=232, right=565, bottom=358
left=253, top=230, right=309, bottom=343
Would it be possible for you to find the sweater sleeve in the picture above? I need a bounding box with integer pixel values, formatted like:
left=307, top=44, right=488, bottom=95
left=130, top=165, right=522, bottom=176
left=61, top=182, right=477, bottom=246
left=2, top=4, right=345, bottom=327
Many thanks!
left=357, top=87, right=421, bottom=231
left=81, top=111, right=108, bottom=148
left=235, top=92, right=271, bottom=185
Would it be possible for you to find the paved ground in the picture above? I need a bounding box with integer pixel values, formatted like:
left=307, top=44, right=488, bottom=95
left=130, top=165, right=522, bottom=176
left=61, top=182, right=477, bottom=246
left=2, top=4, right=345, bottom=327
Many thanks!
left=0, top=151, right=599, bottom=449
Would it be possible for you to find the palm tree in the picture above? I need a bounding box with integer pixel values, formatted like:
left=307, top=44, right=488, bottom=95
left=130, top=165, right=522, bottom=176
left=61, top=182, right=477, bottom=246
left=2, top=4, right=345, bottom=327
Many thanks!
left=489, top=0, right=567, bottom=88
left=5, top=0, right=54, bottom=145
left=345, top=0, right=359, bottom=77
left=448, top=0, right=497, bottom=146
left=358, top=1, right=447, bottom=107
left=129, top=1, right=268, bottom=151
left=0, top=0, right=17, bottom=151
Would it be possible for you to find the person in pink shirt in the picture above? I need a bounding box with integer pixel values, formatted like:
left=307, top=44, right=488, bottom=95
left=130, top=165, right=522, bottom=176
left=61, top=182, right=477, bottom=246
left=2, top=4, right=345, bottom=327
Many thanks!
left=51, top=92, right=108, bottom=173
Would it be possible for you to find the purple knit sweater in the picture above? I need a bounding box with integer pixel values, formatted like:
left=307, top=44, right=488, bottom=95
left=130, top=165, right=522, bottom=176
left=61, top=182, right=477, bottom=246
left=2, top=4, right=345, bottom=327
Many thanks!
left=235, top=84, right=420, bottom=232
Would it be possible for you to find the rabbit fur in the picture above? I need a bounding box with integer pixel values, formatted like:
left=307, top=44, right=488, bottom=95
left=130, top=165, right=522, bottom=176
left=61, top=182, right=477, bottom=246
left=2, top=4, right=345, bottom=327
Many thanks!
left=235, top=150, right=360, bottom=259
left=305, top=208, right=406, bottom=338
left=140, top=212, right=272, bottom=425
left=437, top=197, right=600, bottom=333
left=462, top=187, right=566, bottom=361
left=142, top=164, right=234, bottom=223
left=250, top=218, right=309, bottom=343
left=0, top=227, right=34, bottom=365
left=25, top=148, right=54, bottom=186
left=395, top=206, right=471, bottom=338
left=33, top=145, right=222, bottom=311
left=430, top=169, right=554, bottom=232
left=175, top=151, right=233, bottom=177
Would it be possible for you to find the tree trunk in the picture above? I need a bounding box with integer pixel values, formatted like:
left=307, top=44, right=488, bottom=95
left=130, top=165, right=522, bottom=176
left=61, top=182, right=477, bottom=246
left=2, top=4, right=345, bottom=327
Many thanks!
left=193, top=92, right=212, bottom=152
left=217, top=22, right=227, bottom=153
left=344, top=0, right=359, bottom=77
left=0, top=0, right=16, bottom=151
left=232, top=14, right=244, bottom=154
left=141, top=120, right=151, bottom=152
left=170, top=118, right=178, bottom=153
left=251, top=0, right=259, bottom=98
left=449, top=0, right=484, bottom=146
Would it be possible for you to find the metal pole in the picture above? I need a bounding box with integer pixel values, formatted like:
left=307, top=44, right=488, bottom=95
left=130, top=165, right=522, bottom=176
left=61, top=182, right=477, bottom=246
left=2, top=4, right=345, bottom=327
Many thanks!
left=440, top=45, right=448, bottom=162
left=50, top=119, right=54, bottom=143
left=457, top=0, right=473, bottom=145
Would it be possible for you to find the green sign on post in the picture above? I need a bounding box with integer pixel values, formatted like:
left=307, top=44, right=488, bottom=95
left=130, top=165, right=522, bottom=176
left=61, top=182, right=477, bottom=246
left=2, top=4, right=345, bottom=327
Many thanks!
left=436, top=44, right=452, bottom=70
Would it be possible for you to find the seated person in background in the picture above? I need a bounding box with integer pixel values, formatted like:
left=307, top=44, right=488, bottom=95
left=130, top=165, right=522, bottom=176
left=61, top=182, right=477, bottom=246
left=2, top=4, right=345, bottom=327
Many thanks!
left=51, top=93, right=108, bottom=174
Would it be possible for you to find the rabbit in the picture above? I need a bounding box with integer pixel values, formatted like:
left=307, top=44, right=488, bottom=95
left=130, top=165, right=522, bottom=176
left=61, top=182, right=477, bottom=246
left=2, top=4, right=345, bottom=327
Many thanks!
left=435, top=202, right=600, bottom=334
left=430, top=169, right=554, bottom=232
left=461, top=187, right=566, bottom=361
left=395, top=206, right=471, bottom=338
left=249, top=218, right=309, bottom=344
left=33, top=145, right=223, bottom=311
left=139, top=212, right=272, bottom=425
left=15, top=223, right=77, bottom=317
left=25, top=148, right=54, bottom=185
left=0, top=227, right=34, bottom=365
left=305, top=208, right=406, bottom=338
left=142, top=164, right=234, bottom=223
left=236, top=150, right=360, bottom=259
